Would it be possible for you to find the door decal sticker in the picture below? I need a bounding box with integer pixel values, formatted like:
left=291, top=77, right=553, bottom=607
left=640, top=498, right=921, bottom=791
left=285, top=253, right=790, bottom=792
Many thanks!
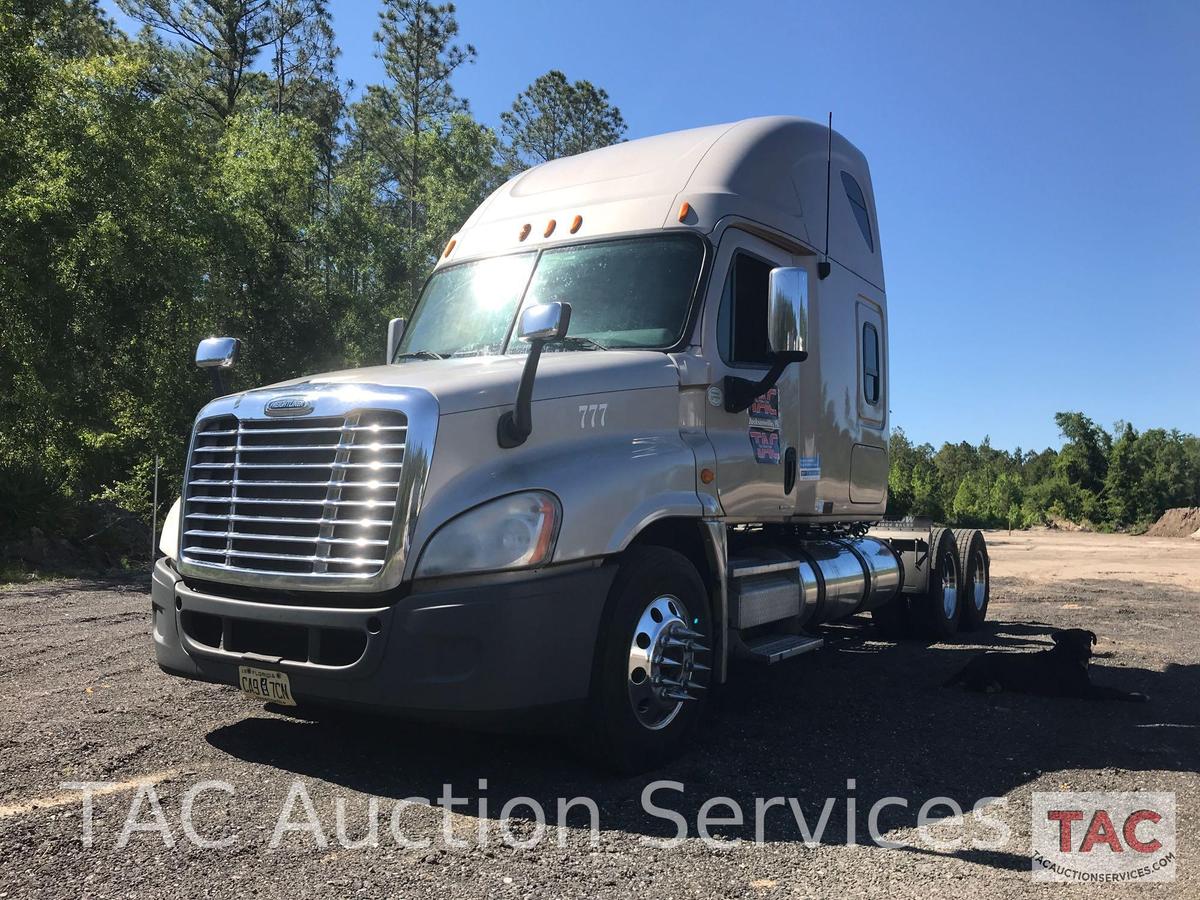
left=798, top=454, right=821, bottom=481
left=747, top=388, right=779, bottom=427
left=748, top=388, right=781, bottom=464
left=749, top=426, right=781, bottom=464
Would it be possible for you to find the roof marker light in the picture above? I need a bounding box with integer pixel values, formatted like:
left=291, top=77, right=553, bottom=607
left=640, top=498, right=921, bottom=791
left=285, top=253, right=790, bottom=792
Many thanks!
left=544, top=219, right=556, bottom=238
left=678, top=201, right=691, bottom=223
left=519, top=223, right=531, bottom=241
left=442, top=238, right=456, bottom=258
left=570, top=215, right=583, bottom=234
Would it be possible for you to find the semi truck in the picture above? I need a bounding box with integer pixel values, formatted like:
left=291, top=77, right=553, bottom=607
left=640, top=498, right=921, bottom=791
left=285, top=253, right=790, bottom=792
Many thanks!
left=152, top=116, right=990, bottom=771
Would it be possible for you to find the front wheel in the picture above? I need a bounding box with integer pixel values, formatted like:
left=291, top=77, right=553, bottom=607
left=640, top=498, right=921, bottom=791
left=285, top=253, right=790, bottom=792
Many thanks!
left=583, top=547, right=713, bottom=773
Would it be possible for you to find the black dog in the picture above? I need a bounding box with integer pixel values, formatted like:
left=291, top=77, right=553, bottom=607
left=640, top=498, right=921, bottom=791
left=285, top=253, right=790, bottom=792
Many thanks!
left=945, top=628, right=1149, bottom=702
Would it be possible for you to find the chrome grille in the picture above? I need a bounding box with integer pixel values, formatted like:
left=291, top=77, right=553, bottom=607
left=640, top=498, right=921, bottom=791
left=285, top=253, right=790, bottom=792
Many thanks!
left=180, top=411, right=407, bottom=577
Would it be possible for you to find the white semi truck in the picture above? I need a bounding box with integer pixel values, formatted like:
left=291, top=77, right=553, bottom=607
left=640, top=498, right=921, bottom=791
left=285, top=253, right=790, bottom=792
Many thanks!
left=153, top=116, right=990, bottom=771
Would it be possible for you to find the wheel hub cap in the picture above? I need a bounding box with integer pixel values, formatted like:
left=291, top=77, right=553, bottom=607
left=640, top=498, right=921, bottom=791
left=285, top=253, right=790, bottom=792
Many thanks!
left=972, top=548, right=987, bottom=610
left=941, top=554, right=958, bottom=618
left=626, top=594, right=709, bottom=730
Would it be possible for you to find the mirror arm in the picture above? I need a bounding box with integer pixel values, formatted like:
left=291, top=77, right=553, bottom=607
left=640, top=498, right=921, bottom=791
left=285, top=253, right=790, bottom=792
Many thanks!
left=497, top=340, right=546, bottom=448
left=723, top=351, right=807, bottom=414
left=209, top=369, right=229, bottom=396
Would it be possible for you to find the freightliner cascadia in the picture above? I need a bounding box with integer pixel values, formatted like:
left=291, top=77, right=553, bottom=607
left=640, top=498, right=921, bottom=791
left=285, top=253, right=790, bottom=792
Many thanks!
left=153, top=117, right=989, bottom=771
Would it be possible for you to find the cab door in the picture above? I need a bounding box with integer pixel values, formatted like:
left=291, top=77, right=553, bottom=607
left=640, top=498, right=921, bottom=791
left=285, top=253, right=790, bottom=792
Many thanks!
left=702, top=230, right=806, bottom=520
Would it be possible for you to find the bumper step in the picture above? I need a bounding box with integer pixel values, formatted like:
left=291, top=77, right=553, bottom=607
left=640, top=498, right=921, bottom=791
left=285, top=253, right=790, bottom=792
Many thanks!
left=741, top=633, right=824, bottom=664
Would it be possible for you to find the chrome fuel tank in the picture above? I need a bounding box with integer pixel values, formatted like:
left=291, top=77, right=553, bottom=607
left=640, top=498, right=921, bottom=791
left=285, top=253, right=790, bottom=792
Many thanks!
left=729, top=536, right=903, bottom=629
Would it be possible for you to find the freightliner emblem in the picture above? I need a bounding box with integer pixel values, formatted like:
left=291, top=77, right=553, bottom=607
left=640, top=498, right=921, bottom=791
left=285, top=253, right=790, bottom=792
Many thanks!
left=264, top=396, right=314, bottom=417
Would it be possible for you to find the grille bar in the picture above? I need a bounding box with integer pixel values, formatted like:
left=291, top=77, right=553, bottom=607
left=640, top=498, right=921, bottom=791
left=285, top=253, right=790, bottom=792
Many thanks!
left=186, top=496, right=395, bottom=508
left=184, top=529, right=390, bottom=547
left=184, top=546, right=386, bottom=566
left=189, top=462, right=405, bottom=472
left=194, top=442, right=407, bottom=453
left=181, top=410, right=407, bottom=577
left=185, top=512, right=393, bottom=527
left=189, top=480, right=401, bottom=489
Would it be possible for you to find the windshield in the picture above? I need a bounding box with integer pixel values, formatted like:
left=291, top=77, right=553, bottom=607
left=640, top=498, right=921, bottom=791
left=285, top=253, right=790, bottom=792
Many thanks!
left=395, top=252, right=536, bottom=359
left=395, top=234, right=705, bottom=360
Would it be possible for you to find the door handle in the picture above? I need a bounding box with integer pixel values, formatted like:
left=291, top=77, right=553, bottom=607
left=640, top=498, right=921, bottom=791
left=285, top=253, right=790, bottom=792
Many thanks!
left=784, top=447, right=797, bottom=494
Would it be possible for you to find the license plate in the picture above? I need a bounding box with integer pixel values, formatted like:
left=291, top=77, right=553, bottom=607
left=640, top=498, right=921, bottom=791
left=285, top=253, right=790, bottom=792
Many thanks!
left=238, top=665, right=296, bottom=706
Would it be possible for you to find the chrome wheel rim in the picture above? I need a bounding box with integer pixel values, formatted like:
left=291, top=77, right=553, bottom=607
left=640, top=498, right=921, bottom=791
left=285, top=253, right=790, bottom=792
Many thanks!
left=941, top=552, right=959, bottom=619
left=626, top=594, right=707, bottom=730
left=972, top=547, right=987, bottom=610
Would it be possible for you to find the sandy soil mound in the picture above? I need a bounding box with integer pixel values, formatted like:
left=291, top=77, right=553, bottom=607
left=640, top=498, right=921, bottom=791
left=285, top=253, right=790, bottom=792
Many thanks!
left=1146, top=506, right=1200, bottom=538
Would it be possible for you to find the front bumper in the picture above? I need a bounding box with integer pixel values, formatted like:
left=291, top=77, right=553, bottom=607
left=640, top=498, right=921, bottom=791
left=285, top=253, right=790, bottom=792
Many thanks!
left=152, top=557, right=615, bottom=722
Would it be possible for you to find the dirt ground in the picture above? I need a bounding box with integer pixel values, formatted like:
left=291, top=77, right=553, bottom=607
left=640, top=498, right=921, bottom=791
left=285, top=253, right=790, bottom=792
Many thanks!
left=1, top=530, right=1196, bottom=898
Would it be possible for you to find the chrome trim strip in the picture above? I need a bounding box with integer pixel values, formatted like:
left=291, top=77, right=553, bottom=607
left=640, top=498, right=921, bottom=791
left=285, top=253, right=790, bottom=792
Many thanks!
left=701, top=518, right=729, bottom=684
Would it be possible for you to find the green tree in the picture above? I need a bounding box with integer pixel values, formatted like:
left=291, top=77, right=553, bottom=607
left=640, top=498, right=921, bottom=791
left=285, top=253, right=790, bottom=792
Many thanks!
left=267, top=0, right=336, bottom=117
left=117, top=0, right=275, bottom=120
left=0, top=6, right=213, bottom=533
left=351, top=0, right=490, bottom=309
left=500, top=69, right=627, bottom=167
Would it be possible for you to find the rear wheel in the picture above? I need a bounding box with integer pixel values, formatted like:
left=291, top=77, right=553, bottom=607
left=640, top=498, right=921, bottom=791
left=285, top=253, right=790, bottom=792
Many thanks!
left=583, top=547, right=712, bottom=773
left=954, top=528, right=990, bottom=631
left=918, top=527, right=961, bottom=640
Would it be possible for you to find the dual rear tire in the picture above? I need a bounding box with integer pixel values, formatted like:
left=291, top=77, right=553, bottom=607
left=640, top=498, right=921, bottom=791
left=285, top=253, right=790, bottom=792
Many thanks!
left=917, top=527, right=962, bottom=640
left=874, top=527, right=990, bottom=641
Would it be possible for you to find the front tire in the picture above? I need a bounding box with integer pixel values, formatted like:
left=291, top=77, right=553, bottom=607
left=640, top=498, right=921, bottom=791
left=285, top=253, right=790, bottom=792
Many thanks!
left=584, top=547, right=713, bottom=773
left=918, top=527, right=962, bottom=640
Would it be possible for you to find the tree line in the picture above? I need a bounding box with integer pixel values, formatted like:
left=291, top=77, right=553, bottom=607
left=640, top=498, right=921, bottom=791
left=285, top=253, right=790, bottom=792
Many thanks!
left=0, top=0, right=625, bottom=553
left=889, top=413, right=1200, bottom=532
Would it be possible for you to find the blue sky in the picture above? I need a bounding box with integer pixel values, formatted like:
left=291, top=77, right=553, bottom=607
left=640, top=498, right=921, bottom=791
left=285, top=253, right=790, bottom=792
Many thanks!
left=103, top=0, right=1200, bottom=451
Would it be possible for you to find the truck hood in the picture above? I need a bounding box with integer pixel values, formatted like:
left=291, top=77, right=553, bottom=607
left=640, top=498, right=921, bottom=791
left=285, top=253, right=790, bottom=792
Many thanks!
left=242, top=351, right=682, bottom=416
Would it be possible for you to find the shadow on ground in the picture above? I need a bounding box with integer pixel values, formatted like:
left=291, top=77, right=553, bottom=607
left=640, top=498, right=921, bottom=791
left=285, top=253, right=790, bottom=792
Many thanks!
left=206, top=604, right=1199, bottom=863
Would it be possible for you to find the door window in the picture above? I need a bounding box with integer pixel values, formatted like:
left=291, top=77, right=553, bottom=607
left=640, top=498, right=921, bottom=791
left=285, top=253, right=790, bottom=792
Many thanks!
left=716, top=252, right=773, bottom=366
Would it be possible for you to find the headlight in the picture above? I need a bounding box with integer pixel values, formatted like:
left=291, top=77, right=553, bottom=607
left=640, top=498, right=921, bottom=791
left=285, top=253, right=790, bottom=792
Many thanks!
left=415, top=491, right=561, bottom=579
left=158, top=498, right=181, bottom=561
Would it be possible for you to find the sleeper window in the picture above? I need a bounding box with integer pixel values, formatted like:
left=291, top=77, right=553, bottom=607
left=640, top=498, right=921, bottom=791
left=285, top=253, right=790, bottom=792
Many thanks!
left=862, top=322, right=880, bottom=405
left=841, top=171, right=874, bottom=252
left=717, top=253, right=773, bottom=366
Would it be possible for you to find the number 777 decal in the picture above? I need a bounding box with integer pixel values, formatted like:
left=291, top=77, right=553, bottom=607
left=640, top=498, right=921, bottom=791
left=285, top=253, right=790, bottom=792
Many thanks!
left=579, top=403, right=608, bottom=429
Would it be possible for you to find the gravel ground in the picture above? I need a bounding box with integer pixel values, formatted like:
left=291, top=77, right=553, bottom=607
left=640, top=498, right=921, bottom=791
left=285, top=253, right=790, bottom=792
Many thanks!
left=0, top=531, right=1196, bottom=898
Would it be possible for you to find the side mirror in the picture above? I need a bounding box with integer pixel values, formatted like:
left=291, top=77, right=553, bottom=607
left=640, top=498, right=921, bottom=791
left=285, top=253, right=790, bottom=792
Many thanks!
left=387, top=317, right=407, bottom=363
left=497, top=302, right=572, bottom=448
left=517, top=302, right=571, bottom=343
left=723, top=266, right=810, bottom=413
left=195, top=336, right=240, bottom=395
left=195, top=336, right=240, bottom=369
left=767, top=267, right=809, bottom=358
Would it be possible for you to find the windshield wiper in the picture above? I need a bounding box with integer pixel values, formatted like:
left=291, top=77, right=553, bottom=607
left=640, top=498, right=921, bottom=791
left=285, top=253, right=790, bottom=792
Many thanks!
left=394, top=349, right=444, bottom=361
left=554, top=336, right=607, bottom=351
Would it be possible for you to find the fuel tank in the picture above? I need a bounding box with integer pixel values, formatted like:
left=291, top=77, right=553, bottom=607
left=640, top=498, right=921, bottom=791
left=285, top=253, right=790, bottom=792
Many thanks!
left=728, top=536, right=903, bottom=630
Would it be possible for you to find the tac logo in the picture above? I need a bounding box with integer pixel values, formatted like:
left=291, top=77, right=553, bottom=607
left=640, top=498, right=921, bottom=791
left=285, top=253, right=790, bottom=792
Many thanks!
left=1032, top=792, right=1176, bottom=882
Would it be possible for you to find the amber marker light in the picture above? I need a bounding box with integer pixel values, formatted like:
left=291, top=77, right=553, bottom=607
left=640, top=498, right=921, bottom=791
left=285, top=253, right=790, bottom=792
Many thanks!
left=519, top=223, right=531, bottom=241
left=442, top=238, right=456, bottom=258
left=544, top=218, right=557, bottom=237
left=700, top=468, right=715, bottom=484
left=678, top=201, right=691, bottom=223
left=570, top=214, right=583, bottom=234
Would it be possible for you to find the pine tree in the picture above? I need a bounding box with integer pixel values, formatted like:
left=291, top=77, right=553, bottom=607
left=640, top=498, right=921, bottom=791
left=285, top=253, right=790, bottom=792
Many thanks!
left=501, top=69, right=626, bottom=167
